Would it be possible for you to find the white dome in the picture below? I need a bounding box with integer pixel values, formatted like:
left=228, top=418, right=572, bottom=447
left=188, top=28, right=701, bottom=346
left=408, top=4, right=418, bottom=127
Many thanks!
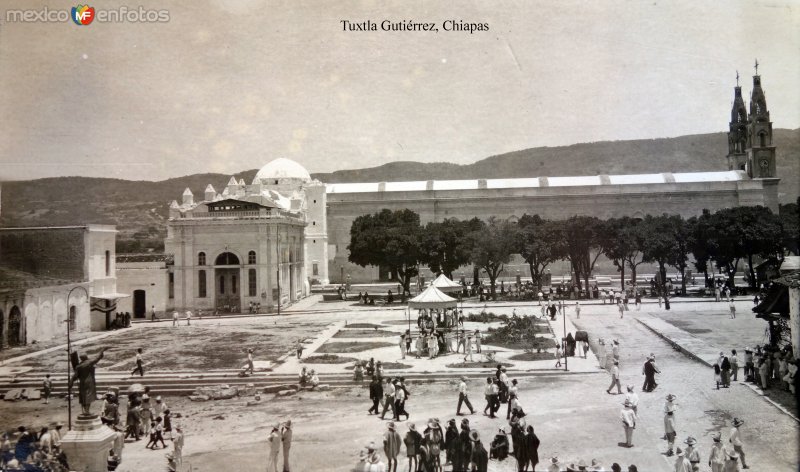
left=255, top=158, right=311, bottom=182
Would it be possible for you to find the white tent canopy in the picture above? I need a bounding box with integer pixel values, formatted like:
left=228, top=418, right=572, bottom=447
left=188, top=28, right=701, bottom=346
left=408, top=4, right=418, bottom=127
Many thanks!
left=408, top=284, right=458, bottom=309
left=431, top=273, right=463, bottom=293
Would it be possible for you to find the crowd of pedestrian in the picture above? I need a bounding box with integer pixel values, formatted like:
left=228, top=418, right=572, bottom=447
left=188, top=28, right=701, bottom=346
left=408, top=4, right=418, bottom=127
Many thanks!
left=0, top=425, right=69, bottom=472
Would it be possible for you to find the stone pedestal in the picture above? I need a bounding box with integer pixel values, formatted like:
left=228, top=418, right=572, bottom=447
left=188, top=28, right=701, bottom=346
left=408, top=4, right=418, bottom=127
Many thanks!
left=60, top=415, right=116, bottom=472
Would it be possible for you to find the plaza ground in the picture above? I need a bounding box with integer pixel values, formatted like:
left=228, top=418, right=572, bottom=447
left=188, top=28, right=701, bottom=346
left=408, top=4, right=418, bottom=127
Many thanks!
left=0, top=297, right=797, bottom=471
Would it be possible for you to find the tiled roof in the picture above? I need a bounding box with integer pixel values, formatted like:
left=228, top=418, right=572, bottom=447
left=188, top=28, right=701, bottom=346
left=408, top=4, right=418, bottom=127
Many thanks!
left=0, top=267, right=79, bottom=291
left=116, top=253, right=174, bottom=264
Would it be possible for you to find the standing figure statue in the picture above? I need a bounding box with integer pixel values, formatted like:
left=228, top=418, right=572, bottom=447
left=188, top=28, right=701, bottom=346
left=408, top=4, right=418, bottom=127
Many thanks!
left=70, top=348, right=108, bottom=416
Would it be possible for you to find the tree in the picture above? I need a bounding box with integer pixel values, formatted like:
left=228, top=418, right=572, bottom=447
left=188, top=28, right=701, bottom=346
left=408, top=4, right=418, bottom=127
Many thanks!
left=468, top=217, right=516, bottom=299
left=779, top=199, right=799, bottom=256
left=707, top=206, right=784, bottom=288
left=516, top=214, right=565, bottom=290
left=670, top=216, right=692, bottom=295
left=347, top=209, right=423, bottom=295
left=558, top=216, right=604, bottom=295
left=600, top=217, right=643, bottom=290
left=641, top=213, right=688, bottom=294
left=688, top=210, right=714, bottom=288
left=420, top=218, right=479, bottom=279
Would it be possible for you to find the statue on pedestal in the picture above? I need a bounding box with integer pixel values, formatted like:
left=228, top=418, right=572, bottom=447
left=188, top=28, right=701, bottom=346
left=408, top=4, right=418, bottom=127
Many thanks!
left=70, top=348, right=108, bottom=416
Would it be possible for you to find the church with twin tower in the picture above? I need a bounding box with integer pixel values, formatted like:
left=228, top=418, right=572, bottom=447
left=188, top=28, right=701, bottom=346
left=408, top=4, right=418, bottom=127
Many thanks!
left=118, top=66, right=781, bottom=316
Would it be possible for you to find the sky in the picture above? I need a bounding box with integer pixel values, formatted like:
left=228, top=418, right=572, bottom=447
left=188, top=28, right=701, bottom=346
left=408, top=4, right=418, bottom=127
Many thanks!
left=0, top=0, right=798, bottom=182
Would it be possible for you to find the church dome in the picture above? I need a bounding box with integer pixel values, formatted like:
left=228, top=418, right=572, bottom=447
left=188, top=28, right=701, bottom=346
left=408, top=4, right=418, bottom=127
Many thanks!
left=255, top=158, right=311, bottom=183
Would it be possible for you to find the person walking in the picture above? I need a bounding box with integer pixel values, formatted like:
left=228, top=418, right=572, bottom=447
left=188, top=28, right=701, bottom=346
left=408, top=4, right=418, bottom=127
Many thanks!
left=729, top=418, right=748, bottom=469
left=185, top=310, right=192, bottom=325
left=555, top=342, right=563, bottom=368
left=380, top=378, right=396, bottom=420
left=730, top=350, right=739, bottom=382
left=151, top=305, right=156, bottom=322
left=384, top=422, right=402, bottom=472
left=612, top=340, right=620, bottom=361
left=244, top=348, right=255, bottom=375
left=172, top=425, right=184, bottom=469
left=728, top=299, right=736, bottom=319
left=507, top=379, right=519, bottom=420
left=368, top=377, right=382, bottom=415
left=399, top=334, right=406, bottom=360
left=393, top=379, right=407, bottom=421
left=642, top=355, right=660, bottom=392
left=475, top=330, right=482, bottom=354
left=130, top=348, right=145, bottom=377
left=172, top=311, right=179, bottom=327
left=42, top=374, right=53, bottom=404
left=618, top=301, right=624, bottom=319
left=634, top=293, right=642, bottom=311
left=464, top=334, right=474, bottom=362
left=483, top=377, right=499, bottom=418
left=457, top=376, right=475, bottom=415
left=267, top=424, right=281, bottom=472
left=743, top=347, right=754, bottom=382
left=281, top=419, right=293, bottom=472
left=664, top=394, right=678, bottom=456
left=620, top=399, right=636, bottom=448
left=721, top=354, right=731, bottom=388
left=295, top=339, right=304, bottom=359
left=606, top=361, right=622, bottom=395
left=524, top=425, right=540, bottom=472
left=708, top=432, right=725, bottom=472
left=684, top=437, right=700, bottom=472
left=575, top=301, right=581, bottom=319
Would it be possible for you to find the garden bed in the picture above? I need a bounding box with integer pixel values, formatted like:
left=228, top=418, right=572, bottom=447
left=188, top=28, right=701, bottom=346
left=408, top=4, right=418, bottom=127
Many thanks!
left=301, top=355, right=359, bottom=364
left=315, top=341, right=395, bottom=354
left=446, top=361, right=514, bottom=369
left=508, top=352, right=556, bottom=361
left=332, top=329, right=397, bottom=338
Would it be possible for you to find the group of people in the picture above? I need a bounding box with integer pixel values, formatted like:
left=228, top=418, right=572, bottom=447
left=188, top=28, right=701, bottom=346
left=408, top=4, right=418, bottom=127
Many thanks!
left=367, top=376, right=411, bottom=422
left=0, top=425, right=69, bottom=472
left=110, top=311, right=133, bottom=329
left=742, top=345, right=798, bottom=393
left=118, top=386, right=184, bottom=467
left=265, top=420, right=294, bottom=472
left=396, top=328, right=483, bottom=362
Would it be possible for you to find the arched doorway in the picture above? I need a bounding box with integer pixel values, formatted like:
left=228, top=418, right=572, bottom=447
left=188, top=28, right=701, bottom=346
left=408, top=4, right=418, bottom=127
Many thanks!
left=133, top=290, right=146, bottom=318
left=8, top=306, right=23, bottom=347
left=215, top=252, right=241, bottom=313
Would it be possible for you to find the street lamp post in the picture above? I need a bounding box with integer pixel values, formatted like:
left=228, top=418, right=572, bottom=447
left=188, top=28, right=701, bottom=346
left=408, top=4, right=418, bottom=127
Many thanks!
left=276, top=234, right=281, bottom=316
left=66, top=285, right=89, bottom=431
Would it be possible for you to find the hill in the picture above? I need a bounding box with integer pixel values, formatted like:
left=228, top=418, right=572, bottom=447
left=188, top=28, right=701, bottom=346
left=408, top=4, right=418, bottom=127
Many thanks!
left=1, top=129, right=797, bottom=250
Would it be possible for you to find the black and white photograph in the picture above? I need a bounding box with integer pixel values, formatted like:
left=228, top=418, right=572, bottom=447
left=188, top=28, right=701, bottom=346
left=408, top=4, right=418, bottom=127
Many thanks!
left=0, top=1, right=798, bottom=471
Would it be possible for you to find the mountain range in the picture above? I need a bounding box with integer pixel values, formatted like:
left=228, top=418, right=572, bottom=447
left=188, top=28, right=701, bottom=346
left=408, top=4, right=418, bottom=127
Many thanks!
left=1, top=129, right=797, bottom=249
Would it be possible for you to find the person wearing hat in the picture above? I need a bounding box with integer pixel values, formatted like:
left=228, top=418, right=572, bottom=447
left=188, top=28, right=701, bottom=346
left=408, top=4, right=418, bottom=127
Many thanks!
left=507, top=379, right=520, bottom=420
left=589, top=458, right=603, bottom=472
left=403, top=423, right=421, bottom=472
left=642, top=355, right=659, bottom=392
left=357, top=441, right=383, bottom=472
left=620, top=398, right=637, bottom=448
left=708, top=432, right=725, bottom=472
left=483, top=377, right=499, bottom=418
left=456, top=376, right=475, bottom=416
left=663, top=394, right=677, bottom=456
left=547, top=456, right=561, bottom=472
left=684, top=437, right=700, bottom=471
left=729, top=418, right=748, bottom=469
left=624, top=385, right=639, bottom=415
left=673, top=447, right=692, bottom=472
left=51, top=423, right=64, bottom=449
left=468, top=430, right=489, bottom=472
left=489, top=428, right=509, bottom=461
left=423, top=420, right=443, bottom=471
left=281, top=419, right=293, bottom=472
left=723, top=447, right=741, bottom=472
left=384, top=422, right=402, bottom=472
left=369, top=376, right=383, bottom=415
left=524, top=425, right=541, bottom=472
left=606, top=360, right=622, bottom=395
left=577, top=459, right=589, bottom=471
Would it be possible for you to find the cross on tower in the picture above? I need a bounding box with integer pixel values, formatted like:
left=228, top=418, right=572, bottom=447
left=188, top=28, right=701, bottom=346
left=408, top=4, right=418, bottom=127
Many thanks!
left=754, top=59, right=759, bottom=75
left=736, top=70, right=739, bottom=87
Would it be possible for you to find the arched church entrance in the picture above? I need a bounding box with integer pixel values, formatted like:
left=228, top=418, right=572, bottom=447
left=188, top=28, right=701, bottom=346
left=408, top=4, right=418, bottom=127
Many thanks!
left=215, top=252, right=241, bottom=313
left=8, top=306, right=23, bottom=347
left=133, top=290, right=146, bottom=318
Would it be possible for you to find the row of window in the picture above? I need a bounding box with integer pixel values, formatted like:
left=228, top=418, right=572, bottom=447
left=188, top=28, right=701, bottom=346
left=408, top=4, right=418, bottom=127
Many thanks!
left=198, top=251, right=257, bottom=266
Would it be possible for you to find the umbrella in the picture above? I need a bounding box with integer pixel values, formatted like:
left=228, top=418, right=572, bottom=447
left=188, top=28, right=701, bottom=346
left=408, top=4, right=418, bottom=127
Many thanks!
left=127, top=383, right=145, bottom=394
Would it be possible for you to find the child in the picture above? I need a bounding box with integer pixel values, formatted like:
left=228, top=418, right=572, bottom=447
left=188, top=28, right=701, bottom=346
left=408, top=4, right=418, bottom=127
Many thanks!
left=714, top=363, right=721, bottom=390
left=555, top=343, right=563, bottom=368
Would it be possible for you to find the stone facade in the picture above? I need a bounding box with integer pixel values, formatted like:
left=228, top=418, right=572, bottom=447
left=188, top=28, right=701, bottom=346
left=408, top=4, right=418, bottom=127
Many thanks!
left=158, top=158, right=318, bottom=313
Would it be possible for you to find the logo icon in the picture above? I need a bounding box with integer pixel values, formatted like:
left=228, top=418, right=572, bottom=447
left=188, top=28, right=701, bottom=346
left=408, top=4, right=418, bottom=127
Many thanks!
left=71, top=5, right=95, bottom=25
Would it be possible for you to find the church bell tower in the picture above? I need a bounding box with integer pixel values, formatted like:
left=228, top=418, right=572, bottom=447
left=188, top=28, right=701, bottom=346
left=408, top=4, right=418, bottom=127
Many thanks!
left=745, top=60, right=777, bottom=179
left=726, top=72, right=748, bottom=172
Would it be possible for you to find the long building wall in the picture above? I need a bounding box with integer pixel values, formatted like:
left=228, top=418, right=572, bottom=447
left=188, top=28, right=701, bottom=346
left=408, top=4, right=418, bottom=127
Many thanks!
left=326, top=177, right=780, bottom=283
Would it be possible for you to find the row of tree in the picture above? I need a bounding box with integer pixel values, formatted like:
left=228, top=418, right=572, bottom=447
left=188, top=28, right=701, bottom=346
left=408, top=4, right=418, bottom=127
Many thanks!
left=347, top=202, right=799, bottom=297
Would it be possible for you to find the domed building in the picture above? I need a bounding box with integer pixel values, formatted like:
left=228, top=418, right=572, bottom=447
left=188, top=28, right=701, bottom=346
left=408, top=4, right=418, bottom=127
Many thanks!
left=154, top=158, right=327, bottom=315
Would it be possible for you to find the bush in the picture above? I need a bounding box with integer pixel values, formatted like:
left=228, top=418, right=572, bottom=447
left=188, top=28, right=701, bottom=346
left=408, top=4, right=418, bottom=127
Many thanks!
left=483, top=316, right=551, bottom=350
